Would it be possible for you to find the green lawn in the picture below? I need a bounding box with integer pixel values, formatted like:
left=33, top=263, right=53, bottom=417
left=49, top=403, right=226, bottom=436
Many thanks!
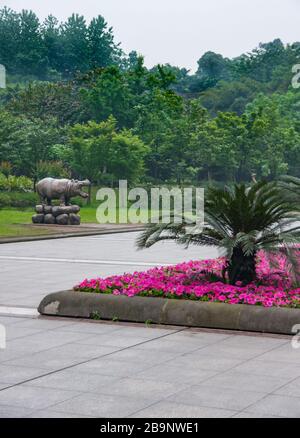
left=0, top=206, right=151, bottom=237
left=0, top=209, right=42, bottom=237
left=0, top=207, right=100, bottom=237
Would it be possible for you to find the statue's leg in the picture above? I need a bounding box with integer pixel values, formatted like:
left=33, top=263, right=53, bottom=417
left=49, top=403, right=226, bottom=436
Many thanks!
left=60, top=196, right=66, bottom=206
left=47, top=198, right=52, bottom=206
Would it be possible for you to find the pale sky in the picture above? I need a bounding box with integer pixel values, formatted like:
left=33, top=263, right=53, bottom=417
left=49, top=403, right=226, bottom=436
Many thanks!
left=1, top=0, right=300, bottom=71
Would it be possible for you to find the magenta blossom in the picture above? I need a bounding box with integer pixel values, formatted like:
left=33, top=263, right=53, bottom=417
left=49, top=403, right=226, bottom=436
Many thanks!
left=74, top=251, right=300, bottom=308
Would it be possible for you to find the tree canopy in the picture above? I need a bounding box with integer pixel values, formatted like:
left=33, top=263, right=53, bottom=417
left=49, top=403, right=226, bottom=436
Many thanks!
left=0, top=7, right=299, bottom=185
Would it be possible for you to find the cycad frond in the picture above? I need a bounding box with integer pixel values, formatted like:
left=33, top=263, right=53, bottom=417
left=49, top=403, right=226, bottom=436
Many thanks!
left=136, top=180, right=300, bottom=285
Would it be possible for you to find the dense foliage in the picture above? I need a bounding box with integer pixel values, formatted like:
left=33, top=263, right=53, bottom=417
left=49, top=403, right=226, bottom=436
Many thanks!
left=0, top=7, right=299, bottom=185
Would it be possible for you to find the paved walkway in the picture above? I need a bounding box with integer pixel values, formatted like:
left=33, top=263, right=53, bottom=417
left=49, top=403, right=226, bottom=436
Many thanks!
left=0, top=232, right=299, bottom=418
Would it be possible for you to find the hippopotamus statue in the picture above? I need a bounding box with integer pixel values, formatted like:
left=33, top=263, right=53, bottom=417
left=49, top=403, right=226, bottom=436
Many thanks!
left=36, top=177, right=90, bottom=206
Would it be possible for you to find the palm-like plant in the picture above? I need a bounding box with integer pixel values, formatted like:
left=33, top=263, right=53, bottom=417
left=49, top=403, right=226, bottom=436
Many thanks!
left=137, top=180, right=300, bottom=285
left=280, top=175, right=300, bottom=203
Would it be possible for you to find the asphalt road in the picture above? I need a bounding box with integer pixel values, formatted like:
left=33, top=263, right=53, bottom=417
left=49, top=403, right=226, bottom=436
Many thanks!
left=0, top=231, right=218, bottom=308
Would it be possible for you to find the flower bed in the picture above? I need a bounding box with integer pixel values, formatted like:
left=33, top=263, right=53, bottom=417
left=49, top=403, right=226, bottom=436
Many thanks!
left=74, top=251, right=300, bottom=308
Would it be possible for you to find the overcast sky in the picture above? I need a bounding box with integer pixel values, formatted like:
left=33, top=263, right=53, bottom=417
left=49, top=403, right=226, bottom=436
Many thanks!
left=1, top=0, right=300, bottom=71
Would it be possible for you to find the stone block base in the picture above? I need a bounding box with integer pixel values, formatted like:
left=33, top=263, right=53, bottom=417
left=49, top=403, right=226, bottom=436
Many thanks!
left=32, top=205, right=81, bottom=225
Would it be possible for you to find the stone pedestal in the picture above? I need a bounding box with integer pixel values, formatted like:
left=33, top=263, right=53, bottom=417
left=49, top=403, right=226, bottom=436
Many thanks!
left=32, top=205, right=81, bottom=225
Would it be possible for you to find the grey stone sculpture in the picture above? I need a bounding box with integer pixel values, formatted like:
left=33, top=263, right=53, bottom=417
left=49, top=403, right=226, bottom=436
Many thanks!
left=36, top=177, right=90, bottom=206
left=32, top=177, right=90, bottom=226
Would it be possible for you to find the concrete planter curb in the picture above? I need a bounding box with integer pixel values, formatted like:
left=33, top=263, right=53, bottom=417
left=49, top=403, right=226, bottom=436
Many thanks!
left=38, top=290, right=300, bottom=335
left=0, top=226, right=145, bottom=244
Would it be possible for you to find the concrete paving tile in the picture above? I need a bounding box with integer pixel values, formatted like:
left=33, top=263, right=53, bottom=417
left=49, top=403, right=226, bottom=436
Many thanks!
left=0, top=385, right=80, bottom=410
left=255, top=344, right=300, bottom=364
left=201, top=370, right=291, bottom=393
left=4, top=350, right=87, bottom=370
left=45, top=342, right=119, bottom=359
left=167, top=331, right=232, bottom=344
left=97, top=377, right=187, bottom=400
left=1, top=333, right=92, bottom=361
left=75, top=334, right=152, bottom=348
left=112, top=326, right=178, bottom=339
left=24, top=369, right=121, bottom=393
left=4, top=339, right=56, bottom=356
left=233, top=411, right=283, bottom=418
left=189, top=344, right=266, bottom=360
left=233, top=359, right=300, bottom=379
left=135, top=363, right=218, bottom=385
left=28, top=329, right=93, bottom=343
left=0, top=364, right=47, bottom=384
left=130, top=401, right=237, bottom=418
left=219, top=335, right=288, bottom=350
left=170, top=353, right=243, bottom=372
left=105, top=347, right=181, bottom=365
left=167, top=384, right=266, bottom=411
left=0, top=347, right=31, bottom=363
left=13, top=318, right=76, bottom=330
left=133, top=338, right=206, bottom=354
left=0, top=316, right=30, bottom=326
left=274, top=377, right=300, bottom=397
left=56, top=322, right=123, bottom=335
left=0, top=405, right=34, bottom=418
left=246, top=394, right=300, bottom=418
left=53, top=393, right=155, bottom=417
left=73, top=358, right=155, bottom=377
left=26, top=409, right=92, bottom=418
left=5, top=326, right=43, bottom=341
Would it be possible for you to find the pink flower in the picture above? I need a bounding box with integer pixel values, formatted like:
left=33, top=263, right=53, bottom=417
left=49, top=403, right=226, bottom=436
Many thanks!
left=73, top=250, right=300, bottom=308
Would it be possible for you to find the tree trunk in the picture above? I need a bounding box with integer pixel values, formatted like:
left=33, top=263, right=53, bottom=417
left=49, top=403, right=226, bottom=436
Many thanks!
left=227, top=246, right=256, bottom=285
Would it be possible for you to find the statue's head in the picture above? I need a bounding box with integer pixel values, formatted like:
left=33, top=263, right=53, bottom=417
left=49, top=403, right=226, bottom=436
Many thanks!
left=72, top=179, right=91, bottom=198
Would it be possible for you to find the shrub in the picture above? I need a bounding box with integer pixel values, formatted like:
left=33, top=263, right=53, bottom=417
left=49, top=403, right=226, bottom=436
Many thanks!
left=0, top=191, right=38, bottom=208
left=0, top=193, right=11, bottom=208
left=36, top=161, right=71, bottom=180
left=0, top=173, right=33, bottom=192
left=0, top=161, right=13, bottom=177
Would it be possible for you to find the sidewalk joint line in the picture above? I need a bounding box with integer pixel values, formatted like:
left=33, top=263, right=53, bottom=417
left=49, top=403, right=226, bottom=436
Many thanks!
left=0, top=327, right=187, bottom=393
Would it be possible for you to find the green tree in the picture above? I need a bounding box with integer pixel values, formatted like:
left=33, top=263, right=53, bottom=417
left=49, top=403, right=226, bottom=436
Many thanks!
left=17, top=10, right=47, bottom=77
left=68, top=116, right=149, bottom=184
left=41, top=15, right=63, bottom=79
left=0, top=7, right=21, bottom=74
left=0, top=111, right=62, bottom=183
left=59, top=14, right=89, bottom=76
left=7, top=81, right=88, bottom=125
left=87, top=15, right=121, bottom=69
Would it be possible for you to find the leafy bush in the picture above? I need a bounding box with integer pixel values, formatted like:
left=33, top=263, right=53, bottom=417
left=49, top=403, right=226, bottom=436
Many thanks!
left=0, top=193, right=10, bottom=208
left=0, top=161, right=13, bottom=177
left=36, top=161, right=71, bottom=180
left=0, top=191, right=37, bottom=208
left=0, top=173, right=33, bottom=192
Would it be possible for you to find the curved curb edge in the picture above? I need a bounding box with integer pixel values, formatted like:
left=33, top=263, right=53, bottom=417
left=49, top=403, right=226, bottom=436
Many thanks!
left=38, top=290, right=300, bottom=335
